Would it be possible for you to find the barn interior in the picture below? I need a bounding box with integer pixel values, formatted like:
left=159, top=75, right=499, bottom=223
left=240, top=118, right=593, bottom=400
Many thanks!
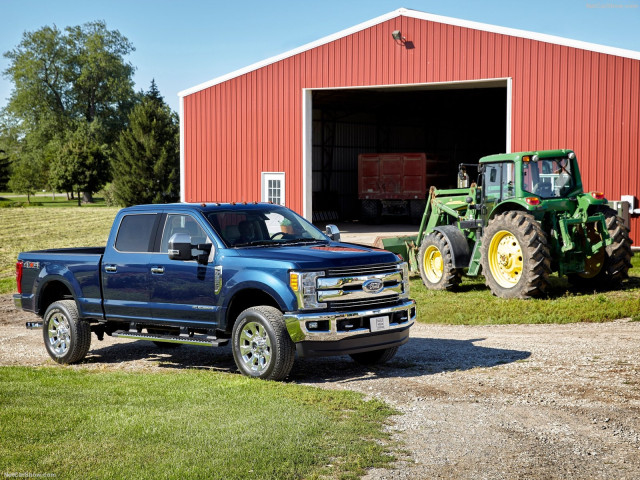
left=311, top=82, right=508, bottom=222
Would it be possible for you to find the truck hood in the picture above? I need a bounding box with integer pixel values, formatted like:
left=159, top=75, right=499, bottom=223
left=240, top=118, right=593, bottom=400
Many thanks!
left=234, top=241, right=399, bottom=269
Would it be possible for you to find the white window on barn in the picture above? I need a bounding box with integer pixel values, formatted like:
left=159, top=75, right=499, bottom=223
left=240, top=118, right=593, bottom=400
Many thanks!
left=261, top=172, right=285, bottom=206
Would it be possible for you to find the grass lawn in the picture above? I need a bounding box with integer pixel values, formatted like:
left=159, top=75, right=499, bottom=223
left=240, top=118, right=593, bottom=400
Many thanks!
left=409, top=254, right=640, bottom=324
left=0, top=367, right=395, bottom=480
left=0, top=192, right=107, bottom=208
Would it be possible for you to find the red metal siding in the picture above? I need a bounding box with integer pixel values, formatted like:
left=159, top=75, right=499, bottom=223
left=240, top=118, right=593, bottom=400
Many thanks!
left=183, top=15, right=640, bottom=241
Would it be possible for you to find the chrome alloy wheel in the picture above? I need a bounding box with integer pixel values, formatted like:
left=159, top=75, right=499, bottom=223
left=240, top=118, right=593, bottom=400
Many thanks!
left=238, top=321, right=272, bottom=373
left=48, top=312, right=71, bottom=357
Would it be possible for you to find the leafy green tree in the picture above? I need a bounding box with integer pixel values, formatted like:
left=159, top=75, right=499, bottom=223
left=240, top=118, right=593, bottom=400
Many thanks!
left=50, top=121, right=110, bottom=205
left=111, top=81, right=179, bottom=206
left=7, top=154, right=44, bottom=203
left=2, top=21, right=136, bottom=200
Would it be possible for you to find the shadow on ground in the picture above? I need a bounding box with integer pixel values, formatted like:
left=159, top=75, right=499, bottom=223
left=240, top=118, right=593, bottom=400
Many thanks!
left=83, top=336, right=530, bottom=383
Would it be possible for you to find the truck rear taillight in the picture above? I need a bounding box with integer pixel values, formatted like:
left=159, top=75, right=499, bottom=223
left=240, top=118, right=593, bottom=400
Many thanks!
left=590, top=192, right=605, bottom=200
left=16, top=260, right=23, bottom=294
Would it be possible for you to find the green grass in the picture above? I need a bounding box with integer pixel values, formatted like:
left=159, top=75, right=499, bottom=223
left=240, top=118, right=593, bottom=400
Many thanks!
left=0, top=367, right=396, bottom=480
left=411, top=254, right=640, bottom=325
left=0, top=207, right=119, bottom=293
left=0, top=193, right=107, bottom=208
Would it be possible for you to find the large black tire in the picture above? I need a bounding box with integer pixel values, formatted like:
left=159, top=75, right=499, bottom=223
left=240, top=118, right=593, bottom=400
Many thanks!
left=231, top=306, right=295, bottom=381
left=350, top=346, right=398, bottom=365
left=418, top=231, right=461, bottom=290
left=361, top=200, right=381, bottom=224
left=409, top=199, right=426, bottom=224
left=42, top=300, right=91, bottom=364
left=480, top=211, right=552, bottom=299
left=568, top=206, right=633, bottom=288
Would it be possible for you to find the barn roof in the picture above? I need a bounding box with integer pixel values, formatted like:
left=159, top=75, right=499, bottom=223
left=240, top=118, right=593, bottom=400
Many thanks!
left=178, top=7, right=640, bottom=98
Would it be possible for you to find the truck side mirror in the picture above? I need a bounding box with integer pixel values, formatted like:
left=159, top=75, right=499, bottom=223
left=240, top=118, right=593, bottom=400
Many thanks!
left=168, top=233, right=192, bottom=261
left=325, top=224, right=341, bottom=241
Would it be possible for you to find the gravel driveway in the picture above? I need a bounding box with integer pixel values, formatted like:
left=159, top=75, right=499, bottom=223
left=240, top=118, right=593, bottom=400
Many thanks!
left=2, top=294, right=639, bottom=479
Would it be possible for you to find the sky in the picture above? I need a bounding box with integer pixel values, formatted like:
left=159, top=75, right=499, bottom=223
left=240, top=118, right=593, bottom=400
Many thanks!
left=1, top=0, right=639, bottom=113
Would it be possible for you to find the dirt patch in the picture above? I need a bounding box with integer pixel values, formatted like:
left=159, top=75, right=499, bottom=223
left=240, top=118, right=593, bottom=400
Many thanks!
left=2, top=294, right=640, bottom=479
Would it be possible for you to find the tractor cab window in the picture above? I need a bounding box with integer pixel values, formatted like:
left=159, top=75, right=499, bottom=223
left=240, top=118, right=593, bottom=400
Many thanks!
left=483, top=162, right=515, bottom=202
left=523, top=156, right=575, bottom=198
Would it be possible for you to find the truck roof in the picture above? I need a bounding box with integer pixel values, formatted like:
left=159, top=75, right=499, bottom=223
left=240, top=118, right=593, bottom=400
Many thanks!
left=120, top=202, right=284, bottom=214
left=479, top=149, right=575, bottom=163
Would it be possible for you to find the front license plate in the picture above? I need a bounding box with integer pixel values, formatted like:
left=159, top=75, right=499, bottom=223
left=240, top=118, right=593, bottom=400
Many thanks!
left=370, top=315, right=390, bottom=332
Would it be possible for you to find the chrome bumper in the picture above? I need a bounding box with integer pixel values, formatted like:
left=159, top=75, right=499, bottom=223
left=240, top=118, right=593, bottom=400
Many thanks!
left=284, top=299, right=416, bottom=343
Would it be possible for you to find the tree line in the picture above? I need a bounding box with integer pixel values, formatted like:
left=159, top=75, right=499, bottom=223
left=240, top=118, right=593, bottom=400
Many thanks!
left=0, top=21, right=179, bottom=206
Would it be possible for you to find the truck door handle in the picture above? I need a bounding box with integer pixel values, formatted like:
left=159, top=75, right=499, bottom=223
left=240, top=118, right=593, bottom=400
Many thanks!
left=151, top=266, right=165, bottom=274
left=105, top=265, right=117, bottom=273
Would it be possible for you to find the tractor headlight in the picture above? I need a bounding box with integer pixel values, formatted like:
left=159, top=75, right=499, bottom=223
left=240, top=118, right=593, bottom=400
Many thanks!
left=290, top=271, right=326, bottom=310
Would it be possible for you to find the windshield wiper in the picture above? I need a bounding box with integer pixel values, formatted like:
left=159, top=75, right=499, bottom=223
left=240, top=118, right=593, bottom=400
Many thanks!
left=279, top=238, right=329, bottom=245
left=233, top=240, right=280, bottom=248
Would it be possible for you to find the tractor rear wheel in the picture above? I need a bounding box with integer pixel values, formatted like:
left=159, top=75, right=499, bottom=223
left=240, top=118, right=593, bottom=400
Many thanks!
left=481, top=211, right=551, bottom=299
left=568, top=206, right=632, bottom=288
left=418, top=231, right=461, bottom=290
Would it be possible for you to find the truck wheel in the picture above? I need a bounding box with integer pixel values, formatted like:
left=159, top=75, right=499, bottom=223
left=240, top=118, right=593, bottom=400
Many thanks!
left=350, top=346, right=398, bottom=365
left=568, top=206, right=633, bottom=288
left=409, top=200, right=426, bottom=224
left=43, top=300, right=91, bottom=364
left=481, top=211, right=551, bottom=299
left=361, top=200, right=381, bottom=224
left=418, top=232, right=461, bottom=290
left=232, top=306, right=295, bottom=381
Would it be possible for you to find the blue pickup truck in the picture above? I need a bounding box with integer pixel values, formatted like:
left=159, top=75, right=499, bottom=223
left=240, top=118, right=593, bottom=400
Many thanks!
left=15, top=202, right=416, bottom=380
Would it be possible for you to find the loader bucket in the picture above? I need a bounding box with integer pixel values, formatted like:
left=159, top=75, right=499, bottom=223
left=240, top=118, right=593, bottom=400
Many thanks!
left=373, top=236, right=420, bottom=275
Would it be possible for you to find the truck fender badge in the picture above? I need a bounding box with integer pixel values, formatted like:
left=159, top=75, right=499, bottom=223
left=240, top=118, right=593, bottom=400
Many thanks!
left=363, top=279, right=384, bottom=294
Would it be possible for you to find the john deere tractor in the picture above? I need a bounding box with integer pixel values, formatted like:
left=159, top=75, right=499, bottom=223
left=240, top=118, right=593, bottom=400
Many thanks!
left=382, top=149, right=633, bottom=299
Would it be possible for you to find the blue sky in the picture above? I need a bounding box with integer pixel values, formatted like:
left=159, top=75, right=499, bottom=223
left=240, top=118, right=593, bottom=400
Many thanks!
left=1, top=0, right=639, bottom=113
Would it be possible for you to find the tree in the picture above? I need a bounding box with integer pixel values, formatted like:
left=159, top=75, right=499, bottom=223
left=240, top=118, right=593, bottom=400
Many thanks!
left=111, top=81, right=180, bottom=207
left=7, top=154, right=44, bottom=203
left=2, top=21, right=136, bottom=199
left=50, top=121, right=110, bottom=205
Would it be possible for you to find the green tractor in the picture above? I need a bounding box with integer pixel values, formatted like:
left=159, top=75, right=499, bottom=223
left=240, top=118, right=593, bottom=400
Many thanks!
left=382, top=149, right=633, bottom=299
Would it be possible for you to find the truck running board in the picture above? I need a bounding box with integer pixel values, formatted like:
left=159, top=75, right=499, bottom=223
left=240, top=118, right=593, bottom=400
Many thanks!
left=112, top=330, right=229, bottom=347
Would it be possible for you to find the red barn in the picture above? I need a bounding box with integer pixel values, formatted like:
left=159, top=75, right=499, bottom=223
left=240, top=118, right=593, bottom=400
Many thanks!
left=179, top=8, right=640, bottom=242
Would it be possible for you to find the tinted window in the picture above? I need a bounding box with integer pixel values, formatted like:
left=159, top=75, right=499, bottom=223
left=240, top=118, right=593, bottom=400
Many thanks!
left=160, top=214, right=210, bottom=254
left=115, top=214, right=157, bottom=252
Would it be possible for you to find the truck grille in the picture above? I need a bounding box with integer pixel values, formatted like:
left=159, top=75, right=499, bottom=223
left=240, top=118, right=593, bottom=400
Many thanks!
left=319, top=263, right=405, bottom=310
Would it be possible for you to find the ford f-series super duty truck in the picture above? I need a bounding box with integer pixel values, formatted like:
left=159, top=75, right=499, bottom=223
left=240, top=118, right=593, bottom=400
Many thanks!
left=14, top=202, right=416, bottom=380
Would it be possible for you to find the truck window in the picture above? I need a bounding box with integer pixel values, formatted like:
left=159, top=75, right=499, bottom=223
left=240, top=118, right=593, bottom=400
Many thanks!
left=160, top=214, right=210, bottom=253
left=115, top=214, right=158, bottom=252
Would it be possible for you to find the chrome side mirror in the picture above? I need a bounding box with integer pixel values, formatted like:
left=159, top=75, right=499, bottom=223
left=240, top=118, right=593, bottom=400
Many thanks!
left=325, top=224, right=340, bottom=241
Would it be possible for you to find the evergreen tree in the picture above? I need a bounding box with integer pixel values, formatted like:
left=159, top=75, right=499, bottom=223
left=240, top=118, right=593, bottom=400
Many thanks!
left=111, top=81, right=179, bottom=206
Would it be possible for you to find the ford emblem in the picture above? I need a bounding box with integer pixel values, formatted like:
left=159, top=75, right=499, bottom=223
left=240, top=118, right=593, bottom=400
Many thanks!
left=363, top=279, right=384, bottom=294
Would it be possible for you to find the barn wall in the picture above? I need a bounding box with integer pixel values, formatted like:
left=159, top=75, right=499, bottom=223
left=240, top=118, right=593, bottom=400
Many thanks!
left=182, top=15, right=640, bottom=241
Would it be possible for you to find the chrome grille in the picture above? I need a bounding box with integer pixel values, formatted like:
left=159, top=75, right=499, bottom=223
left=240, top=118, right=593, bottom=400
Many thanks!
left=326, top=263, right=400, bottom=277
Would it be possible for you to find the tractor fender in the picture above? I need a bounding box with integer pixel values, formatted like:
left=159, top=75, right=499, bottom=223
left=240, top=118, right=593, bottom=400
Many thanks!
left=433, top=225, right=471, bottom=269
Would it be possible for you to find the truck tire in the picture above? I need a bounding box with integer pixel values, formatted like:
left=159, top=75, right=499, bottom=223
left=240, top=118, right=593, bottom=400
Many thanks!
left=42, top=300, right=91, bottom=364
left=568, top=206, right=633, bottom=288
left=409, top=199, right=425, bottom=224
left=232, top=306, right=295, bottom=381
left=418, top=232, right=461, bottom=290
left=481, top=211, right=551, bottom=299
left=350, top=346, right=398, bottom=365
left=361, top=200, right=381, bottom=224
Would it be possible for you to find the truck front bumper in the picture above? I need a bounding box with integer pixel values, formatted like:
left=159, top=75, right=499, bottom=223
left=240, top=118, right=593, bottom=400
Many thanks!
left=283, top=299, right=416, bottom=357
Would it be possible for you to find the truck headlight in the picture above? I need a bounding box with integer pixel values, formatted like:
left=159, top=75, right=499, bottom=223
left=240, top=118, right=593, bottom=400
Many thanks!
left=290, top=271, right=326, bottom=310
left=400, top=262, right=410, bottom=298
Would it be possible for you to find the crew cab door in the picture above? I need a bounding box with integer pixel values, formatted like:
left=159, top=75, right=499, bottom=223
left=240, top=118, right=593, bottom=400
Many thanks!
left=102, top=213, right=161, bottom=322
left=148, top=212, right=220, bottom=327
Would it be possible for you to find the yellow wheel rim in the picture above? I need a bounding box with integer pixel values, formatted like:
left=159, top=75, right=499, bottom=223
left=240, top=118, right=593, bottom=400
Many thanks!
left=423, top=245, right=444, bottom=284
left=488, top=230, right=523, bottom=288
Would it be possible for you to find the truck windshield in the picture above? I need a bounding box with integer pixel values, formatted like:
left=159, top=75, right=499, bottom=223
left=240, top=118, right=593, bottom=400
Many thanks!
left=205, top=206, right=328, bottom=248
left=522, top=157, right=575, bottom=198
